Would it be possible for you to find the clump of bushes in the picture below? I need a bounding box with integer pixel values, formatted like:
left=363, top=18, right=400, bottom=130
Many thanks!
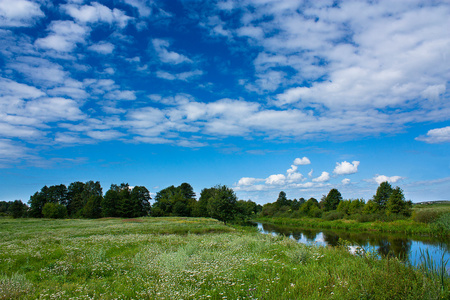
left=414, top=209, right=442, bottom=223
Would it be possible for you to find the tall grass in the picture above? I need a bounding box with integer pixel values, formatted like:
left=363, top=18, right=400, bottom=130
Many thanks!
left=0, top=217, right=448, bottom=299
left=417, top=249, right=450, bottom=295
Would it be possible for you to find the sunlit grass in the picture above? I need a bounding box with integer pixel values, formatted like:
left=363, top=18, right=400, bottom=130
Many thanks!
left=0, top=217, right=447, bottom=299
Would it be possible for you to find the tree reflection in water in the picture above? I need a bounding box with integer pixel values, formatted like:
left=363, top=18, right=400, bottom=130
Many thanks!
left=258, top=222, right=446, bottom=266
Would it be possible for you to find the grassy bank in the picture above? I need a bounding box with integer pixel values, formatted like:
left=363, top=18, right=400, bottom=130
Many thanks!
left=0, top=217, right=448, bottom=299
left=254, top=216, right=449, bottom=236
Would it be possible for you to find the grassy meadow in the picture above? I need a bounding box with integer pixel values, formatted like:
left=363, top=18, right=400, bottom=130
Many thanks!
left=0, top=217, right=448, bottom=299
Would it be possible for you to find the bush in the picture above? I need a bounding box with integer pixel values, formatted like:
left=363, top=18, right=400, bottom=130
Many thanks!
left=322, top=211, right=345, bottom=221
left=357, top=213, right=378, bottom=223
left=413, top=209, right=442, bottom=223
left=42, top=203, right=67, bottom=219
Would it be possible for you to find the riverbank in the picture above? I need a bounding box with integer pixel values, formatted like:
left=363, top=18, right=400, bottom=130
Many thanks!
left=0, top=217, right=448, bottom=299
left=254, top=216, right=450, bottom=237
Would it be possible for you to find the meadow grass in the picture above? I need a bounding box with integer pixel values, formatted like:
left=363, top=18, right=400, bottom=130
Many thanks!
left=0, top=217, right=448, bottom=299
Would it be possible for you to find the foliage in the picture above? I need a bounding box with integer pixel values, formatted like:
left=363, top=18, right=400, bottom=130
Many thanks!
left=373, top=181, right=394, bottom=211
left=152, top=183, right=195, bottom=217
left=414, top=209, right=443, bottom=223
left=322, top=211, right=345, bottom=221
left=207, top=185, right=238, bottom=224
left=41, top=202, right=67, bottom=219
left=321, top=188, right=342, bottom=212
left=386, top=187, right=411, bottom=217
left=10, top=200, right=28, bottom=218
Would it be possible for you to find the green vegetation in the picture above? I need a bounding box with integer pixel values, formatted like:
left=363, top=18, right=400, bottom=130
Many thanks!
left=0, top=218, right=448, bottom=299
left=257, top=182, right=449, bottom=237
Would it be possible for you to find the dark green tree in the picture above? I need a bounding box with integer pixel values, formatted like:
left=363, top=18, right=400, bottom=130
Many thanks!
left=193, top=187, right=214, bottom=217
left=28, top=186, right=49, bottom=218
left=10, top=200, right=27, bottom=218
left=83, top=195, right=102, bottom=219
left=102, top=184, right=120, bottom=217
left=67, top=181, right=85, bottom=217
left=130, top=186, right=151, bottom=217
left=207, top=185, right=237, bottom=224
left=386, top=187, right=411, bottom=217
left=373, top=181, right=393, bottom=211
left=275, top=191, right=289, bottom=207
left=322, top=188, right=342, bottom=211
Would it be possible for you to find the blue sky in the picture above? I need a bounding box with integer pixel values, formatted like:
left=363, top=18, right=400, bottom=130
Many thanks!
left=1, top=0, right=449, bottom=204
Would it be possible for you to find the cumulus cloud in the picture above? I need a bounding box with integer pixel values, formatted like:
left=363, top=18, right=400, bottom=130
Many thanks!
left=312, top=172, right=330, bottom=183
left=416, top=126, right=450, bottom=144
left=237, top=177, right=263, bottom=186
left=0, top=0, right=44, bottom=27
left=374, top=175, right=403, bottom=185
left=64, top=2, right=131, bottom=28
left=265, top=174, right=286, bottom=185
left=35, top=20, right=88, bottom=52
left=334, top=161, right=360, bottom=175
left=342, top=178, right=351, bottom=185
left=294, top=157, right=311, bottom=165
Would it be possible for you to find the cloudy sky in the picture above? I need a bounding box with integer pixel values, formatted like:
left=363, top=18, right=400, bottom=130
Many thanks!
left=1, top=0, right=449, bottom=204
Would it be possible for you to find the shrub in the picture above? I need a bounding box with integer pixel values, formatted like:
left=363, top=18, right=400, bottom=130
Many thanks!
left=42, top=203, right=67, bottom=219
left=322, top=211, right=345, bottom=221
left=413, top=210, right=442, bottom=223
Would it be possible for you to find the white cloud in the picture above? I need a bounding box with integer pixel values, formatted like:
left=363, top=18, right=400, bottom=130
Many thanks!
left=334, top=161, right=360, bottom=175
left=287, top=164, right=297, bottom=174
left=88, top=42, right=115, bottom=54
left=294, top=157, right=311, bottom=165
left=156, top=70, right=203, bottom=81
left=287, top=172, right=303, bottom=183
left=266, top=174, right=286, bottom=185
left=35, top=21, right=88, bottom=52
left=0, top=0, right=44, bottom=27
left=64, top=2, right=132, bottom=28
left=104, top=90, right=136, bottom=101
left=308, top=169, right=313, bottom=177
left=342, top=178, right=351, bottom=185
left=374, top=175, right=403, bottom=185
left=416, top=126, right=450, bottom=144
left=312, top=171, right=330, bottom=183
left=237, top=177, right=262, bottom=186
left=152, top=39, right=193, bottom=65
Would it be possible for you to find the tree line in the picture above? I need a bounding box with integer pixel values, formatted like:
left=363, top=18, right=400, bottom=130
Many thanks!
left=261, top=181, right=412, bottom=221
left=3, top=181, right=261, bottom=224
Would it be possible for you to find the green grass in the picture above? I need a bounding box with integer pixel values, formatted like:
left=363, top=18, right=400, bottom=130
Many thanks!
left=0, top=217, right=448, bottom=299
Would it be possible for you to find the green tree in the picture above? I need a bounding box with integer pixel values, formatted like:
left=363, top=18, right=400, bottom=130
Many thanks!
left=42, top=202, right=67, bottom=219
left=102, top=184, right=120, bottom=217
left=299, top=197, right=320, bottom=217
left=322, top=188, right=342, bottom=211
left=362, top=200, right=378, bottom=214
left=10, top=200, right=27, bottom=218
left=83, top=195, right=102, bottom=219
left=207, top=185, right=237, bottom=224
left=130, top=186, right=151, bottom=217
left=386, top=187, right=411, bottom=217
left=373, top=181, right=393, bottom=211
left=28, top=186, right=49, bottom=218
left=193, top=187, right=214, bottom=217
left=275, top=191, right=289, bottom=207
left=67, top=181, right=85, bottom=217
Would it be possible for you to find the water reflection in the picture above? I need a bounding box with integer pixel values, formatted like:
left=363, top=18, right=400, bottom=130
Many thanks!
left=257, top=222, right=449, bottom=270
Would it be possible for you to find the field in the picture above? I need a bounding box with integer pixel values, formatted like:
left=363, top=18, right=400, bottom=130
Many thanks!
left=0, top=217, right=448, bottom=299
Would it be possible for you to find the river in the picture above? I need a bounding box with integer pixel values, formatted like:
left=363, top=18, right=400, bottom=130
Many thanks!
left=256, top=222, right=450, bottom=272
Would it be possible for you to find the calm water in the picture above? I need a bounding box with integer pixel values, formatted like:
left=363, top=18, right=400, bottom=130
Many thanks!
left=257, top=222, right=450, bottom=272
